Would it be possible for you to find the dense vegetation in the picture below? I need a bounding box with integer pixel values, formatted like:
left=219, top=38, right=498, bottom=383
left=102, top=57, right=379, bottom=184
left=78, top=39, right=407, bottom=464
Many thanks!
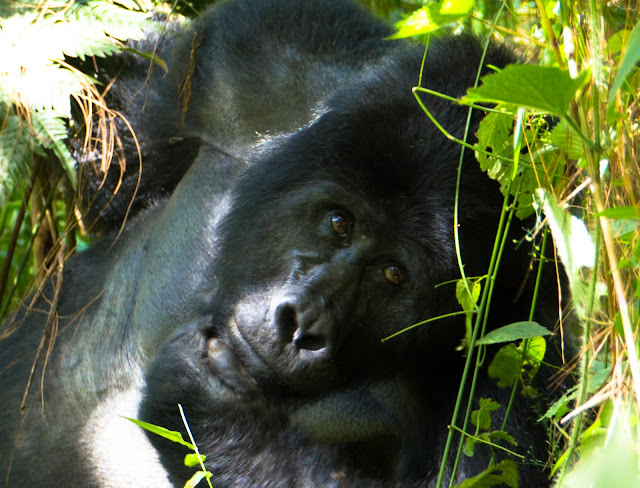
left=1, top=0, right=639, bottom=486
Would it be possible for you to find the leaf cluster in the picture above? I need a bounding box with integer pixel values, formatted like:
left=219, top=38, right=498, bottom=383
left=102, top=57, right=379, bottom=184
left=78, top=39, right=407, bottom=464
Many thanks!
left=395, top=0, right=640, bottom=486
left=0, top=0, right=151, bottom=321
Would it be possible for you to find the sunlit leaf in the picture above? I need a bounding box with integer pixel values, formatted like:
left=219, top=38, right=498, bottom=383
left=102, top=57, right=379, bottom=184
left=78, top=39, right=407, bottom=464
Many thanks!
left=556, top=406, right=640, bottom=488
left=463, top=65, right=590, bottom=116
left=184, top=470, right=211, bottom=488
left=390, top=0, right=473, bottom=38
left=607, top=18, right=640, bottom=107
left=535, top=189, right=597, bottom=318
left=184, top=453, right=206, bottom=468
left=124, top=417, right=195, bottom=450
left=456, top=278, right=482, bottom=312
left=597, top=206, right=640, bottom=220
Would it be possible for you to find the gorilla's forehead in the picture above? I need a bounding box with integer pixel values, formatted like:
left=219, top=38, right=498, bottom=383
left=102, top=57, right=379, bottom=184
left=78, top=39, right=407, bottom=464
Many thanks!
left=242, top=114, right=457, bottom=197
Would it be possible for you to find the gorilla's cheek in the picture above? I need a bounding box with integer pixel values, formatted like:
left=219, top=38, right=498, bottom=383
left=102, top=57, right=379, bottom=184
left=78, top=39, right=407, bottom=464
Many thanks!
left=226, top=289, right=338, bottom=393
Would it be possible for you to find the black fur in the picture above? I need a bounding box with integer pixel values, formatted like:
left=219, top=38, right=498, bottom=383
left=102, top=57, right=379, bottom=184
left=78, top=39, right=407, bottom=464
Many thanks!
left=1, top=1, right=565, bottom=487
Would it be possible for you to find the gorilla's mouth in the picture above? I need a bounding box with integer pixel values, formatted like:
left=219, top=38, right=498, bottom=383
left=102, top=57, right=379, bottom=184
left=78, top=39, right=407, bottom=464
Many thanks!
left=227, top=313, right=338, bottom=394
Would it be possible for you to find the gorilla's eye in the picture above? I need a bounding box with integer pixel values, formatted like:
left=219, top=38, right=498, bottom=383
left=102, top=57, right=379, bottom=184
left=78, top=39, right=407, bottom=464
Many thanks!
left=383, top=265, right=406, bottom=285
left=330, top=212, right=351, bottom=238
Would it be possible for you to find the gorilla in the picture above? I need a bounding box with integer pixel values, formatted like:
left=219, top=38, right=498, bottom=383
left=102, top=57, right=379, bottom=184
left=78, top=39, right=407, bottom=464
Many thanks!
left=0, top=0, right=566, bottom=487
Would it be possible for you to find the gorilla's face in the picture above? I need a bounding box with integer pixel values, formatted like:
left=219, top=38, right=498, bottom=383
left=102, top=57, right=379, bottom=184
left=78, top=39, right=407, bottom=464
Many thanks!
left=224, top=180, right=430, bottom=393
left=209, top=96, right=496, bottom=395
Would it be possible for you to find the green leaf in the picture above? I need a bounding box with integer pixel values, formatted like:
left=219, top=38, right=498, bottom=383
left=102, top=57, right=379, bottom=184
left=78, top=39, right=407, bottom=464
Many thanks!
left=184, top=453, right=206, bottom=468
left=31, top=110, right=77, bottom=190
left=555, top=409, right=640, bottom=488
left=487, top=335, right=547, bottom=389
left=487, top=430, right=517, bottom=447
left=457, top=459, right=519, bottom=488
left=123, top=417, right=195, bottom=450
left=476, top=322, right=550, bottom=345
left=488, top=344, right=521, bottom=388
left=456, top=278, right=482, bottom=313
left=463, top=436, right=478, bottom=457
left=541, top=385, right=578, bottom=421
left=463, top=430, right=516, bottom=458
left=390, top=0, right=473, bottom=39
left=184, top=470, right=212, bottom=488
left=474, top=111, right=553, bottom=219
left=549, top=120, right=585, bottom=160
left=0, top=107, right=37, bottom=207
left=607, top=18, right=640, bottom=107
left=596, top=206, right=640, bottom=220
left=608, top=30, right=633, bottom=56
left=521, top=336, right=546, bottom=382
left=471, top=398, right=501, bottom=430
left=535, top=189, right=597, bottom=318
left=462, top=65, right=590, bottom=116
left=68, top=0, right=151, bottom=47
left=475, top=111, right=513, bottom=178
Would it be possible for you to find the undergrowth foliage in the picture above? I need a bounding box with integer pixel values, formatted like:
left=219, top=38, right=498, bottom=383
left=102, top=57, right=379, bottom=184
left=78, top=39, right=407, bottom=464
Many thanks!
left=1, top=0, right=640, bottom=487
left=0, top=0, right=149, bottom=317
left=401, top=0, right=640, bottom=486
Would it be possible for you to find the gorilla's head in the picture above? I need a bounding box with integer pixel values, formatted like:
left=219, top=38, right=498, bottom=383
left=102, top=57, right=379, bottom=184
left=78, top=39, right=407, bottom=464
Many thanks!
left=207, top=42, right=514, bottom=395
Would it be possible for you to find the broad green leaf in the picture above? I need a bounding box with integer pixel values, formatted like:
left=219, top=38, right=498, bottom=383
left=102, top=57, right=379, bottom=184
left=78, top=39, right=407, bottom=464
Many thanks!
left=476, top=321, right=550, bottom=345
left=524, top=335, right=547, bottom=363
left=124, top=417, right=195, bottom=450
left=463, top=65, right=590, bottom=116
left=463, top=436, right=478, bottom=457
left=457, top=459, right=519, bottom=488
left=607, top=18, right=640, bottom=107
left=390, top=0, right=473, bottom=38
left=463, top=430, right=516, bottom=458
left=608, top=30, right=633, bottom=56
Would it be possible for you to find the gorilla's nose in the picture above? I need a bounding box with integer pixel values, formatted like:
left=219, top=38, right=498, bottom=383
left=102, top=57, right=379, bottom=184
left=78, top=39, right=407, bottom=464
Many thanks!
left=275, top=301, right=334, bottom=360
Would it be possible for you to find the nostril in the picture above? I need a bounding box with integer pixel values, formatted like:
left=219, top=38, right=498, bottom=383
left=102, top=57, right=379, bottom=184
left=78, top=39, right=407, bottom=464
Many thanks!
left=275, top=301, right=332, bottom=355
left=275, top=303, right=298, bottom=344
left=294, top=334, right=326, bottom=352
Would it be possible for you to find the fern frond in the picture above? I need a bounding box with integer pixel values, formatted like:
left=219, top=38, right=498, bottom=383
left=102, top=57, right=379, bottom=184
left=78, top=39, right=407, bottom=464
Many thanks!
left=0, top=103, right=38, bottom=207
